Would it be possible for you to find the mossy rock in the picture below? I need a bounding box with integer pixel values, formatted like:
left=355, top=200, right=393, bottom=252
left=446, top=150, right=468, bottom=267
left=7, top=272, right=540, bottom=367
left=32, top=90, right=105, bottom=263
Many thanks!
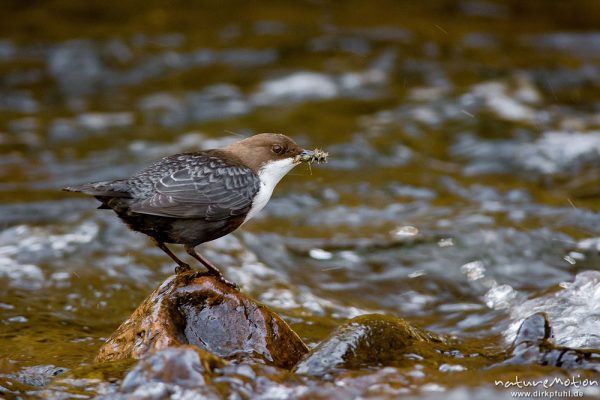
left=295, top=313, right=450, bottom=376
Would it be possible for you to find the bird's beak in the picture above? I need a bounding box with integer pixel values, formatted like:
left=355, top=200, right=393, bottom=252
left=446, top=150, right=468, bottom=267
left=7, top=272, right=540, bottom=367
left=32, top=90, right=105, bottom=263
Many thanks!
left=294, top=148, right=329, bottom=164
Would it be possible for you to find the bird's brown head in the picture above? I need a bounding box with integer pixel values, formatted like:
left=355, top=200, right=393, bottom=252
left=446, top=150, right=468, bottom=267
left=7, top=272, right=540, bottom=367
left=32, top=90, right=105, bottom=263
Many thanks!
left=224, top=133, right=306, bottom=172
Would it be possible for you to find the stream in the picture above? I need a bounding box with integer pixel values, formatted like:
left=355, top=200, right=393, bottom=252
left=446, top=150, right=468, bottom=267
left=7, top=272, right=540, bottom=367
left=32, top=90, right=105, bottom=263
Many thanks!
left=1, top=1, right=600, bottom=398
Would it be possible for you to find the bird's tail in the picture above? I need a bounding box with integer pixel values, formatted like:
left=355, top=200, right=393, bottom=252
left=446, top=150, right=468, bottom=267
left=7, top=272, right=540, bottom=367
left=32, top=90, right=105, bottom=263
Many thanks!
left=63, top=180, right=131, bottom=197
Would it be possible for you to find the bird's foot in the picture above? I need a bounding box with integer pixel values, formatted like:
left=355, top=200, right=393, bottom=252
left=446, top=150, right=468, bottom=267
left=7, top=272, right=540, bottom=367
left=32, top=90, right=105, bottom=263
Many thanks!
left=187, top=269, right=239, bottom=290
left=174, top=263, right=192, bottom=274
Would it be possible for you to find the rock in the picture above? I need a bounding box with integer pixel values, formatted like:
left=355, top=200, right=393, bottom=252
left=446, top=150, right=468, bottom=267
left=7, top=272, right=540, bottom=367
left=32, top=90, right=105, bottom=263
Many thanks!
left=294, top=314, right=448, bottom=376
left=500, top=312, right=600, bottom=371
left=109, top=352, right=292, bottom=400
left=96, top=273, right=308, bottom=369
left=4, top=364, right=68, bottom=387
left=513, top=312, right=551, bottom=346
left=118, top=346, right=225, bottom=398
left=203, top=362, right=289, bottom=399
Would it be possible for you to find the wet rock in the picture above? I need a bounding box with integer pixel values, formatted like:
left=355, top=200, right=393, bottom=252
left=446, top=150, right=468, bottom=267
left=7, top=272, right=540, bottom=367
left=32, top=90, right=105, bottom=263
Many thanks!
left=3, top=365, right=68, bottom=387
left=206, top=362, right=291, bottom=399
left=118, top=346, right=225, bottom=398
left=96, top=272, right=308, bottom=369
left=501, top=313, right=600, bottom=372
left=107, top=355, right=292, bottom=400
left=294, top=314, right=447, bottom=376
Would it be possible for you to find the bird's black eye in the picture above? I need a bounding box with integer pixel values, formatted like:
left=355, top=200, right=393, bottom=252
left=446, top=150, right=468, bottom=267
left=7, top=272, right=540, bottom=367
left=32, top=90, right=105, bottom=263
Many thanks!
left=272, top=144, right=285, bottom=154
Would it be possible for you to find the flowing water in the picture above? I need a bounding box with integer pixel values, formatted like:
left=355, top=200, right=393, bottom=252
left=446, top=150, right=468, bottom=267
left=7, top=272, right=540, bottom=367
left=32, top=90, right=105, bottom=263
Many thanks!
left=1, top=0, right=600, bottom=398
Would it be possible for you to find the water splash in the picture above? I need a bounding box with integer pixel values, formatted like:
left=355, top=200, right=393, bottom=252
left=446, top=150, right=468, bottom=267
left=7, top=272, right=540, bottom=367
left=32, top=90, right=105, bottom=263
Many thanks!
left=505, top=271, right=600, bottom=348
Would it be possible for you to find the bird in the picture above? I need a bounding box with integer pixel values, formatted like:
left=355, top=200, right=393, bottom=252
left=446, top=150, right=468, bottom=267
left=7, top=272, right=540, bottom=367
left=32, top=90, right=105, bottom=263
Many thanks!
left=64, top=133, right=327, bottom=288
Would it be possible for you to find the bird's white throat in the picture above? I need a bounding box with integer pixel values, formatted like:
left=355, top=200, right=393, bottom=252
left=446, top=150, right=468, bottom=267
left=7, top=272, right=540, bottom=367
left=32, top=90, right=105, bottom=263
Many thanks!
left=244, top=157, right=298, bottom=223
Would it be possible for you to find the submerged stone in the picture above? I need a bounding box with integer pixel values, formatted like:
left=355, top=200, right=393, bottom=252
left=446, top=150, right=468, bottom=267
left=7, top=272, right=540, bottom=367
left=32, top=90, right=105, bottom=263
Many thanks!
left=119, top=346, right=225, bottom=398
left=294, top=314, right=447, bottom=376
left=501, top=313, right=600, bottom=371
left=111, top=353, right=294, bottom=400
left=4, top=364, right=68, bottom=387
left=96, top=273, right=308, bottom=369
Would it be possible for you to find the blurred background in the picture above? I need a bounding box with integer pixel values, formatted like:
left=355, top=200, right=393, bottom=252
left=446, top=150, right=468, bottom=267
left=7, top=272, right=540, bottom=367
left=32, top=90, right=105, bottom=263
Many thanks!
left=1, top=0, right=600, bottom=398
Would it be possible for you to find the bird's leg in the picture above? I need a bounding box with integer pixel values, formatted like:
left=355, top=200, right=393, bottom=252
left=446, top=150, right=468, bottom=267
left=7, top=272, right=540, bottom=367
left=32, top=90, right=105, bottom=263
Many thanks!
left=184, top=245, right=238, bottom=289
left=184, top=245, right=222, bottom=275
left=152, top=239, right=192, bottom=274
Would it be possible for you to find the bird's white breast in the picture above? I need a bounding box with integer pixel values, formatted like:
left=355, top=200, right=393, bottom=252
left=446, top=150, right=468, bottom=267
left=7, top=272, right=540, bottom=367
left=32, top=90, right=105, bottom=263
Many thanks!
left=243, top=158, right=297, bottom=224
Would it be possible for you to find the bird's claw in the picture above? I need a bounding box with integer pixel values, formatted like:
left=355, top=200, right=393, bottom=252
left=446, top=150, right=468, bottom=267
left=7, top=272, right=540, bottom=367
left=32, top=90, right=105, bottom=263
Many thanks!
left=174, top=263, right=192, bottom=274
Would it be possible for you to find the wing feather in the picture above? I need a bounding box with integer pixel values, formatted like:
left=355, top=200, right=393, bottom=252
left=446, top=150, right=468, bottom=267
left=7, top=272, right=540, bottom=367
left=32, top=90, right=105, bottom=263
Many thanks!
left=129, top=154, right=260, bottom=220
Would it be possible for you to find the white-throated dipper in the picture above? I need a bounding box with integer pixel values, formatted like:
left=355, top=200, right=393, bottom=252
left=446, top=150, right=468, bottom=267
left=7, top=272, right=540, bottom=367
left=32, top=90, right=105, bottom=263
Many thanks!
left=64, top=133, right=327, bottom=287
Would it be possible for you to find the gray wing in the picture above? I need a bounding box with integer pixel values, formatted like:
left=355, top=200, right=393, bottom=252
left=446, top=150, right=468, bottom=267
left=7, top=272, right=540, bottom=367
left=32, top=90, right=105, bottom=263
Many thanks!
left=129, top=156, right=261, bottom=221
